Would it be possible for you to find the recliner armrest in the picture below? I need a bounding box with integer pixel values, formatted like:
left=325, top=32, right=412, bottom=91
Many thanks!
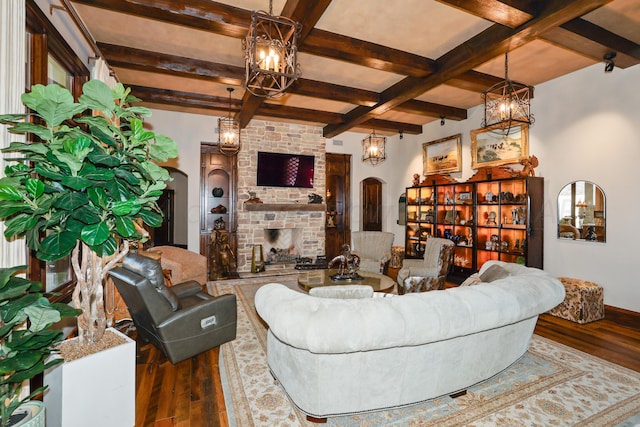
left=157, top=294, right=237, bottom=341
left=172, top=280, right=203, bottom=298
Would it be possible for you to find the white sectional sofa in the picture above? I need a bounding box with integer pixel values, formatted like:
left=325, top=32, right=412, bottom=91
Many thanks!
left=254, top=261, right=565, bottom=419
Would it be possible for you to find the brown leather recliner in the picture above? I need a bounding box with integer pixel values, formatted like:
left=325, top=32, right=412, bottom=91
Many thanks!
left=109, top=253, right=237, bottom=364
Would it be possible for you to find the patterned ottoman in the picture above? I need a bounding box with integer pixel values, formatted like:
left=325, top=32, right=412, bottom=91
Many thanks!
left=547, top=277, right=605, bottom=323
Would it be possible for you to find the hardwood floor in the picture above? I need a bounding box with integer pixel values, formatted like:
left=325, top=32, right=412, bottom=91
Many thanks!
left=133, top=306, right=640, bottom=427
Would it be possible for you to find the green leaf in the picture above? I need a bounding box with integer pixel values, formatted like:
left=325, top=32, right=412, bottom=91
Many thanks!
left=115, top=216, right=137, bottom=237
left=87, top=151, right=120, bottom=166
left=80, top=221, right=110, bottom=246
left=24, top=304, right=62, bottom=332
left=7, top=122, right=53, bottom=141
left=34, top=164, right=65, bottom=181
left=89, top=235, right=118, bottom=257
left=63, top=135, right=92, bottom=157
left=53, top=192, right=89, bottom=210
left=60, top=176, right=92, bottom=190
left=2, top=141, right=49, bottom=156
left=149, top=134, right=178, bottom=163
left=0, top=201, right=28, bottom=218
left=114, top=168, right=139, bottom=185
left=37, top=231, right=77, bottom=261
left=140, top=161, right=171, bottom=182
left=125, top=106, right=151, bottom=116
left=87, top=187, right=109, bottom=209
left=82, top=167, right=114, bottom=181
left=25, top=178, right=45, bottom=198
left=0, top=185, right=24, bottom=201
left=138, top=209, right=163, bottom=228
left=70, top=205, right=101, bottom=224
left=112, top=200, right=134, bottom=216
left=79, top=80, right=117, bottom=115
left=22, top=84, right=86, bottom=127
left=4, top=214, right=38, bottom=239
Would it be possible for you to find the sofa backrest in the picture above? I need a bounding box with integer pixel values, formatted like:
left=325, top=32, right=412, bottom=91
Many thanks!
left=255, top=261, right=565, bottom=354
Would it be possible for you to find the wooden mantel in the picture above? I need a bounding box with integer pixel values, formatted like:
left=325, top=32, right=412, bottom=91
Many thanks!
left=244, top=203, right=326, bottom=212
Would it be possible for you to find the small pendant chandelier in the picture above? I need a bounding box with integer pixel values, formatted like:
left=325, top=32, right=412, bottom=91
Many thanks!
left=362, top=130, right=386, bottom=165
left=218, top=87, right=240, bottom=156
left=482, top=52, right=534, bottom=129
left=243, top=0, right=301, bottom=98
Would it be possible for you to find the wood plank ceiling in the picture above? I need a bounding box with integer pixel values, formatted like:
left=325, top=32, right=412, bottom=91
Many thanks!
left=67, top=0, right=640, bottom=137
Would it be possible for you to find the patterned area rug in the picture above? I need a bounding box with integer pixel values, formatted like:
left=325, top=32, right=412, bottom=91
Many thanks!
left=210, top=281, right=640, bottom=426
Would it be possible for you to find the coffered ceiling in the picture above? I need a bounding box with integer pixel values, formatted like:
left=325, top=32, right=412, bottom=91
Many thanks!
left=65, top=0, right=640, bottom=137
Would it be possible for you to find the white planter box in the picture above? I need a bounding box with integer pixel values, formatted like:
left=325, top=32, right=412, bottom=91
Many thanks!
left=43, top=327, right=135, bottom=427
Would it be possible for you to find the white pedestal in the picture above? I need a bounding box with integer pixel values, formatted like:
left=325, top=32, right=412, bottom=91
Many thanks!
left=43, top=328, right=135, bottom=427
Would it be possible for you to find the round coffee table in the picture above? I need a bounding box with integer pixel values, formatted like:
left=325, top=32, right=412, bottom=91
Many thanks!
left=298, top=269, right=395, bottom=293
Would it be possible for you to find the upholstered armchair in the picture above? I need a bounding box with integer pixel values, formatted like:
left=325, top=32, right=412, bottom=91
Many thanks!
left=396, top=237, right=455, bottom=294
left=351, top=231, right=394, bottom=273
left=108, top=253, right=236, bottom=364
left=147, top=245, right=207, bottom=285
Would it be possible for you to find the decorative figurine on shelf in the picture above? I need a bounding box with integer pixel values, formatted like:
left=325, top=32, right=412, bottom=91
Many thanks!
left=585, top=226, right=598, bottom=241
left=308, top=193, right=323, bottom=204
left=245, top=191, right=263, bottom=204
left=326, top=211, right=337, bottom=227
left=214, top=216, right=226, bottom=230
left=511, top=155, right=539, bottom=177
left=328, top=244, right=363, bottom=281
left=412, top=173, right=420, bottom=187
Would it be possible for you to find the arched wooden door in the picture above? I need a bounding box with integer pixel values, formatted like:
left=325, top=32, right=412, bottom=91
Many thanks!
left=362, top=178, right=382, bottom=231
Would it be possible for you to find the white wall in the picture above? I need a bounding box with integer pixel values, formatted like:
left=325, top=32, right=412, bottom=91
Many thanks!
left=144, top=109, right=216, bottom=252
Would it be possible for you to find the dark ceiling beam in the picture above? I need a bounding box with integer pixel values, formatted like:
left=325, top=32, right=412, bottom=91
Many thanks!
left=395, top=100, right=467, bottom=121
left=128, top=85, right=422, bottom=135
left=446, top=70, right=507, bottom=93
left=234, top=0, right=333, bottom=128
left=323, top=0, right=614, bottom=138
left=97, top=42, right=244, bottom=85
left=439, top=0, right=640, bottom=68
left=436, top=0, right=535, bottom=27
left=302, top=29, right=436, bottom=78
left=98, top=43, right=464, bottom=119
left=71, top=0, right=250, bottom=37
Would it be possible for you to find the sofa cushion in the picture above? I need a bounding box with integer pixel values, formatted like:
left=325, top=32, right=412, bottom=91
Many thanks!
left=460, top=273, right=482, bottom=286
left=309, top=285, right=374, bottom=299
left=479, top=264, right=511, bottom=282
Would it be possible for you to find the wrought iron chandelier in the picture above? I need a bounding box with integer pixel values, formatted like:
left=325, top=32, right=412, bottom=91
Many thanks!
left=242, top=0, right=301, bottom=98
left=218, top=88, right=240, bottom=156
left=482, top=52, right=534, bottom=129
left=362, top=130, right=386, bottom=165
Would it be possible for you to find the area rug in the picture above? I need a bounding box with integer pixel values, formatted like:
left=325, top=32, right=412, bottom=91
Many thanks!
left=210, top=281, right=640, bottom=426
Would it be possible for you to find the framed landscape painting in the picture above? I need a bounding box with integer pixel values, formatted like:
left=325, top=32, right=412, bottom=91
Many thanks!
left=470, top=123, right=529, bottom=168
left=423, top=133, right=462, bottom=175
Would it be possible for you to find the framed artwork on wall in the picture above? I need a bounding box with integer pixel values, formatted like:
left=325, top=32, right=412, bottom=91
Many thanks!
left=422, top=133, right=462, bottom=175
left=470, top=123, right=529, bottom=169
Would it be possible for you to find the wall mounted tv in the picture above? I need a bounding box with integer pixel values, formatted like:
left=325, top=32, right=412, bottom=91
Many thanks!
left=256, top=151, right=315, bottom=188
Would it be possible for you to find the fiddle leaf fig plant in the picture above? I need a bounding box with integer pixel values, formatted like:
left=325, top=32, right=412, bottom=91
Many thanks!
left=0, top=80, right=178, bottom=345
left=0, top=265, right=80, bottom=427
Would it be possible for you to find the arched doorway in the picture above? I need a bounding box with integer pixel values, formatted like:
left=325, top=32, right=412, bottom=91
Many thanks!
left=154, top=168, right=188, bottom=248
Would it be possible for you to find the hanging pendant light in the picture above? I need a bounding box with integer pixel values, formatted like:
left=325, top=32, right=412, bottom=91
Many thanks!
left=242, top=0, right=301, bottom=98
left=218, top=87, right=240, bottom=156
left=362, top=130, right=386, bottom=165
left=482, top=52, right=534, bottom=129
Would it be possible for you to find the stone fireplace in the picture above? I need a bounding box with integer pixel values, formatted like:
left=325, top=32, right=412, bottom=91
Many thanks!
left=235, top=120, right=326, bottom=272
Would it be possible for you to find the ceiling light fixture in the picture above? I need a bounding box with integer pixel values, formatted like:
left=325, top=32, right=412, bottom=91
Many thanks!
left=604, top=52, right=616, bottom=73
left=218, top=87, right=241, bottom=156
left=362, top=130, right=386, bottom=166
left=482, top=52, right=534, bottom=129
left=242, top=0, right=301, bottom=98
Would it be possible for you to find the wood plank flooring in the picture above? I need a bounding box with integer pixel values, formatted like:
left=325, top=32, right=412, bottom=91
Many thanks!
left=133, top=305, right=640, bottom=427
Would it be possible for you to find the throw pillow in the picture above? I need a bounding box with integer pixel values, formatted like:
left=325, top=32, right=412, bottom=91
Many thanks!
left=479, top=264, right=511, bottom=282
left=460, top=273, right=482, bottom=286
left=309, top=285, right=374, bottom=299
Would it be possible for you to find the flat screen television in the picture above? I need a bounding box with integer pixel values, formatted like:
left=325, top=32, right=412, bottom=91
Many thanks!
left=256, top=151, right=315, bottom=188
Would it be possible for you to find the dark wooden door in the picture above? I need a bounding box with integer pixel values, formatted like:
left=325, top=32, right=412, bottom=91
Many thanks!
left=362, top=178, right=382, bottom=231
left=154, top=189, right=174, bottom=246
left=325, top=153, right=351, bottom=259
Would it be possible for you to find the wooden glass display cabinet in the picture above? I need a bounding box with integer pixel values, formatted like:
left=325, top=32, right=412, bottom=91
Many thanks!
left=404, top=176, right=543, bottom=281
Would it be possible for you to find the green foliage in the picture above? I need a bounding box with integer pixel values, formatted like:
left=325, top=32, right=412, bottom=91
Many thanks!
left=0, top=80, right=178, bottom=261
left=0, top=266, right=81, bottom=427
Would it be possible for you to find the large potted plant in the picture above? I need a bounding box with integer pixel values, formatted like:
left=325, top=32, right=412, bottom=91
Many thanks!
left=0, top=80, right=178, bottom=426
left=0, top=265, right=79, bottom=427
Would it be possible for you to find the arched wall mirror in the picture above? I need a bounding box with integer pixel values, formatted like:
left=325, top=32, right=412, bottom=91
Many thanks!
left=557, top=181, right=606, bottom=242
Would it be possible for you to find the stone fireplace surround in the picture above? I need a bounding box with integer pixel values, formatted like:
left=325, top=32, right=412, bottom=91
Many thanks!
left=235, top=120, right=326, bottom=272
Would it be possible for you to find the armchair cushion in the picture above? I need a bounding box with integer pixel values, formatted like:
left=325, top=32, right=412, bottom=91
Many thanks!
left=351, top=231, right=394, bottom=273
